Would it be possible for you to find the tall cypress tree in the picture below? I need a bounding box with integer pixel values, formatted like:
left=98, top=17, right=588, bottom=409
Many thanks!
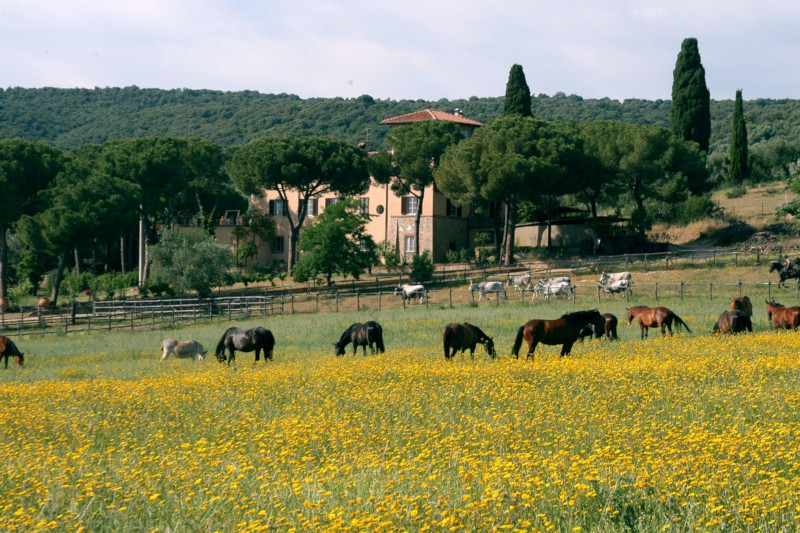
left=670, top=38, right=711, bottom=152
left=729, top=89, right=749, bottom=185
left=503, top=64, right=532, bottom=117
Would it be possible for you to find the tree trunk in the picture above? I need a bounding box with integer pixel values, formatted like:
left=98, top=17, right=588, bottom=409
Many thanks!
left=500, top=202, right=509, bottom=263
left=49, top=251, right=70, bottom=307
left=74, top=248, right=82, bottom=275
left=0, top=226, right=7, bottom=299
left=288, top=226, right=300, bottom=273
left=414, top=190, right=424, bottom=256
left=503, top=200, right=517, bottom=266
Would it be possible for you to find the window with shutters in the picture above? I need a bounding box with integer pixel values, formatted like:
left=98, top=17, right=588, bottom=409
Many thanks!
left=271, top=236, right=284, bottom=253
left=402, top=196, right=418, bottom=215
left=268, top=199, right=287, bottom=217
left=304, top=198, right=317, bottom=217
left=446, top=199, right=461, bottom=217
left=325, top=198, right=339, bottom=208
left=360, top=197, right=369, bottom=215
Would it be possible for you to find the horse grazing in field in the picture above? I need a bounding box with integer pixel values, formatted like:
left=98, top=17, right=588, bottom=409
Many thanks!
left=730, top=296, right=753, bottom=316
left=578, top=313, right=619, bottom=342
left=215, top=326, right=275, bottom=363
left=0, top=336, right=24, bottom=369
left=511, top=309, right=604, bottom=359
left=765, top=301, right=800, bottom=331
left=507, top=273, right=531, bottom=292
left=626, top=306, right=691, bottom=339
left=335, top=321, right=385, bottom=356
left=442, top=323, right=496, bottom=360
left=160, top=339, right=206, bottom=361
left=712, top=310, right=752, bottom=335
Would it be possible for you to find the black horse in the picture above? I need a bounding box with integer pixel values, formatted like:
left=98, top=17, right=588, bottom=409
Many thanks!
left=215, top=326, right=275, bottom=363
left=335, top=321, right=385, bottom=356
left=0, top=336, right=24, bottom=369
left=442, top=323, right=496, bottom=360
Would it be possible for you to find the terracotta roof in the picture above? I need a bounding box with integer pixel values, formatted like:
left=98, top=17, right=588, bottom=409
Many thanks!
left=380, top=109, right=483, bottom=127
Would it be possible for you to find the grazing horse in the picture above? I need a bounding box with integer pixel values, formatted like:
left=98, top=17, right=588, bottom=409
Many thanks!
left=442, top=323, right=496, bottom=360
left=335, top=321, right=385, bottom=356
left=0, top=336, right=24, bottom=369
left=626, top=306, right=691, bottom=339
left=578, top=313, right=619, bottom=341
left=511, top=309, right=604, bottom=359
left=215, top=326, right=275, bottom=363
left=730, top=296, right=753, bottom=316
left=765, top=300, right=800, bottom=331
left=712, top=310, right=752, bottom=334
left=160, top=339, right=206, bottom=361
left=469, top=280, right=507, bottom=302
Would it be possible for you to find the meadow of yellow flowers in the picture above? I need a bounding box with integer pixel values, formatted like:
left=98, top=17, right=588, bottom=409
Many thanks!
left=1, top=307, right=800, bottom=531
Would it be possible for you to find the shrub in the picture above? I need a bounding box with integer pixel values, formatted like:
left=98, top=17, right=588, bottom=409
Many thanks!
left=725, top=185, right=747, bottom=199
left=676, top=195, right=717, bottom=225
left=408, top=250, right=435, bottom=282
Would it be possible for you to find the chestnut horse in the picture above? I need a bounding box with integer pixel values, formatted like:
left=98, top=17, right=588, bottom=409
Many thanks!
left=626, top=306, right=691, bottom=339
left=712, top=310, right=752, bottom=334
left=765, top=301, right=800, bottom=331
left=730, top=296, right=753, bottom=316
left=511, top=309, right=604, bottom=359
left=442, top=323, right=496, bottom=360
left=0, top=336, right=24, bottom=369
left=578, top=313, right=619, bottom=341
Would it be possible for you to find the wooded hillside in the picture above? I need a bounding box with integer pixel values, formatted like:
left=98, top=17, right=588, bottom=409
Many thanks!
left=3, top=87, right=799, bottom=163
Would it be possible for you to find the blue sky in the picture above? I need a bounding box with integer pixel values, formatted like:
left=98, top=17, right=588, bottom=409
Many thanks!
left=1, top=0, right=798, bottom=101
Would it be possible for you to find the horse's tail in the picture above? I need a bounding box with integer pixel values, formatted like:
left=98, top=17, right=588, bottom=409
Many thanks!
left=670, top=312, right=692, bottom=334
left=373, top=324, right=385, bottom=353
left=511, top=326, right=525, bottom=358
left=366, top=322, right=384, bottom=353
left=443, top=326, right=453, bottom=359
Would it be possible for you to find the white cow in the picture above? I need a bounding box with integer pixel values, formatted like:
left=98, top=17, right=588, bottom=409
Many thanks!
left=507, top=273, right=532, bottom=292
left=599, top=271, right=632, bottom=284
left=599, top=279, right=632, bottom=294
left=161, top=339, right=206, bottom=361
left=532, top=280, right=573, bottom=299
left=538, top=276, right=571, bottom=285
left=469, top=280, right=508, bottom=302
left=394, top=284, right=426, bottom=304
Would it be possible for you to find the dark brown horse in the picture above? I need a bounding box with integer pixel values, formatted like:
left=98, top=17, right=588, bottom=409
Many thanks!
left=712, top=310, right=753, bottom=334
left=215, top=326, right=275, bottom=363
left=511, top=309, right=604, bottom=359
left=626, top=306, right=691, bottom=339
left=335, top=321, right=385, bottom=356
left=0, top=336, right=24, bottom=369
left=730, top=296, right=753, bottom=316
left=442, top=323, right=495, bottom=360
left=579, top=313, right=619, bottom=341
left=766, top=301, right=800, bottom=331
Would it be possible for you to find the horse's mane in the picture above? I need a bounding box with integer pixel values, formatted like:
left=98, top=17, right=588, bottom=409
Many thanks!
left=465, top=322, right=488, bottom=340
left=560, top=309, right=600, bottom=322
left=336, top=324, right=358, bottom=347
left=216, top=326, right=241, bottom=354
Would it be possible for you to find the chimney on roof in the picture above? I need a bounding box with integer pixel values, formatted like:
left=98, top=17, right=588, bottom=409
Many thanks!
left=453, top=108, right=462, bottom=117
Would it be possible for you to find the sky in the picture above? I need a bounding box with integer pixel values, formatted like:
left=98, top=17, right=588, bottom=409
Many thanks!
left=1, top=0, right=798, bottom=102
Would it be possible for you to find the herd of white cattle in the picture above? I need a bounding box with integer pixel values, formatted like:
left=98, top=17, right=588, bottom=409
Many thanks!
left=395, top=271, right=633, bottom=304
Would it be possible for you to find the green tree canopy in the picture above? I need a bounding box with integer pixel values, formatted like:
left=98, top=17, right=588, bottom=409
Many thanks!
left=0, top=139, right=64, bottom=298
left=226, top=136, right=371, bottom=272
left=671, top=37, right=711, bottom=153
left=503, top=64, right=532, bottom=118
left=436, top=115, right=580, bottom=264
left=291, top=198, right=377, bottom=286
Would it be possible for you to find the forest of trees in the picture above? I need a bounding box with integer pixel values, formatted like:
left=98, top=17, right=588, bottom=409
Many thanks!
left=2, top=86, right=800, bottom=184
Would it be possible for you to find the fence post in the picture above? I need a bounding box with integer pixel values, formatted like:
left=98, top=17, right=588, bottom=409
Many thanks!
left=357, top=291, right=361, bottom=312
left=71, top=301, right=76, bottom=325
left=738, top=280, right=742, bottom=297
left=108, top=313, right=112, bottom=332
left=597, top=285, right=601, bottom=305
left=449, top=288, right=452, bottom=308
left=680, top=281, right=684, bottom=301
left=316, top=293, right=320, bottom=313
left=281, top=295, right=285, bottom=314
left=655, top=282, right=658, bottom=302
left=709, top=282, right=713, bottom=301
left=291, top=293, right=295, bottom=314
left=378, top=291, right=382, bottom=311
left=152, top=310, right=155, bottom=330
left=64, top=317, right=68, bottom=334
left=425, top=290, right=429, bottom=309
left=131, top=313, right=134, bottom=332
left=209, top=301, right=213, bottom=322
left=335, top=292, right=339, bottom=313
left=768, top=281, right=772, bottom=300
